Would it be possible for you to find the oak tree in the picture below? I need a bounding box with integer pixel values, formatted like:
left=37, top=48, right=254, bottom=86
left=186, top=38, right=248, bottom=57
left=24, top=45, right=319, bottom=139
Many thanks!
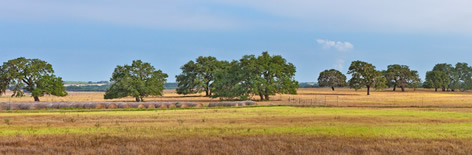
left=0, top=57, right=67, bottom=102
left=347, top=60, right=386, bottom=95
left=176, top=56, right=223, bottom=96
left=424, top=71, right=449, bottom=92
left=317, top=69, right=346, bottom=91
left=104, top=60, right=168, bottom=102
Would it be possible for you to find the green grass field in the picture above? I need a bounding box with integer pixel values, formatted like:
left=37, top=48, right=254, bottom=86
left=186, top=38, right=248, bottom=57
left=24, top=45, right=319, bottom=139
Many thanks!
left=1, top=106, right=472, bottom=154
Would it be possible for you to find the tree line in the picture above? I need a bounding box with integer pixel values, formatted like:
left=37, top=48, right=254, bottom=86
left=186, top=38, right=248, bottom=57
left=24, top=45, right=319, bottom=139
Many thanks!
left=318, top=61, right=472, bottom=95
left=175, top=52, right=298, bottom=100
left=2, top=55, right=472, bottom=102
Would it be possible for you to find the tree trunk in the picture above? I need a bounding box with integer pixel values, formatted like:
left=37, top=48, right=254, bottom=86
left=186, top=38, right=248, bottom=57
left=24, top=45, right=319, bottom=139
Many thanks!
left=331, top=87, right=335, bottom=91
left=259, top=94, right=264, bottom=101
left=401, top=86, right=405, bottom=92
left=393, top=85, right=396, bottom=91
left=442, top=88, right=446, bottom=92
left=205, top=82, right=210, bottom=96
left=34, top=96, right=40, bottom=102
left=264, top=95, right=270, bottom=101
left=451, top=89, right=455, bottom=92
left=367, top=85, right=370, bottom=95
left=435, top=88, right=438, bottom=92
left=135, top=97, right=141, bottom=102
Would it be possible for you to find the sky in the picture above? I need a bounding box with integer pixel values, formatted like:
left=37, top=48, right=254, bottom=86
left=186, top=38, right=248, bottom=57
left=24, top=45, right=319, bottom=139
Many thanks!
left=1, top=0, right=472, bottom=82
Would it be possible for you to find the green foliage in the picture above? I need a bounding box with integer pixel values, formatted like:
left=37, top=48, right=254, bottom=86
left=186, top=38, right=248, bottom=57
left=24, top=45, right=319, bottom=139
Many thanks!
left=104, top=60, right=168, bottom=102
left=454, top=63, right=472, bottom=91
left=0, top=57, right=67, bottom=101
left=432, top=63, right=457, bottom=91
left=428, top=63, right=472, bottom=92
left=347, top=60, right=385, bottom=95
left=317, top=69, right=346, bottom=91
left=212, top=52, right=298, bottom=100
left=383, top=64, right=421, bottom=91
left=176, top=56, right=223, bottom=96
left=424, top=71, right=449, bottom=91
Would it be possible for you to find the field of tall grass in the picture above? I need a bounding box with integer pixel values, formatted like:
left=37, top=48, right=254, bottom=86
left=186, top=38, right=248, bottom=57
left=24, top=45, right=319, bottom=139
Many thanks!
left=1, top=88, right=472, bottom=154
left=1, top=106, right=472, bottom=154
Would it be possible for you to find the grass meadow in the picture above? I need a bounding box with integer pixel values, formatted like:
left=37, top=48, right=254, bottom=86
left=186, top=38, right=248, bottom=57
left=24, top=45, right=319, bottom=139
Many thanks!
left=1, top=88, right=472, bottom=154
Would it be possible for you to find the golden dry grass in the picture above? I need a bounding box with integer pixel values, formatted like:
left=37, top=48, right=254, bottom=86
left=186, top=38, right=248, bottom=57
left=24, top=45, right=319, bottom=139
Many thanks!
left=1, top=106, right=472, bottom=154
left=3, top=88, right=472, bottom=108
left=2, top=88, right=472, bottom=154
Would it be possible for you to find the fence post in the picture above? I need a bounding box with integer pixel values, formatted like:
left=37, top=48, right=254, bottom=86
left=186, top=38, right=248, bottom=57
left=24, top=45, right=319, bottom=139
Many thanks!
left=324, top=96, right=327, bottom=106
left=337, top=96, right=339, bottom=106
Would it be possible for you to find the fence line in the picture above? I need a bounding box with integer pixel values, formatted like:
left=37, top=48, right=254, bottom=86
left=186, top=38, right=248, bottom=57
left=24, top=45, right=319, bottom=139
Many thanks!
left=283, top=95, right=472, bottom=107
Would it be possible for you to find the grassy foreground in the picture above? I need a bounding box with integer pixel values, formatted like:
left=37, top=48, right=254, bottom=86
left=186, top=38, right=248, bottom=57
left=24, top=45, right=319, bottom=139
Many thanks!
left=1, top=106, right=472, bottom=154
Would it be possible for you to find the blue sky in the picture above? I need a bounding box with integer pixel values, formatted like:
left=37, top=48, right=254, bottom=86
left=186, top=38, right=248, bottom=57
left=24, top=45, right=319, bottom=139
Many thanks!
left=1, top=0, right=472, bottom=82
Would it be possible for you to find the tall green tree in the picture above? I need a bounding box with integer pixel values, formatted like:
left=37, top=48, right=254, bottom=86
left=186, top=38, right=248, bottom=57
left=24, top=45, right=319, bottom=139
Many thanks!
left=211, top=52, right=298, bottom=100
left=317, top=69, right=346, bottom=91
left=104, top=60, right=168, bottom=102
left=176, top=56, right=223, bottom=96
left=383, top=64, right=421, bottom=92
left=0, top=57, right=67, bottom=102
left=424, top=71, right=449, bottom=92
left=254, top=52, right=298, bottom=100
left=347, top=60, right=385, bottom=95
left=454, top=62, right=472, bottom=91
left=432, top=63, right=458, bottom=91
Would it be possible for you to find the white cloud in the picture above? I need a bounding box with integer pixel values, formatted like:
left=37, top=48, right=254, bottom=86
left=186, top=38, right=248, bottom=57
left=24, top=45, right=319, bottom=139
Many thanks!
left=317, top=39, right=353, bottom=51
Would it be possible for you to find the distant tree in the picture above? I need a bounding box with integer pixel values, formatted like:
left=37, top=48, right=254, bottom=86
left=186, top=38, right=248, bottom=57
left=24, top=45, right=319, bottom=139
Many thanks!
left=347, top=60, right=385, bottom=95
left=211, top=60, right=244, bottom=99
left=254, top=52, right=298, bottom=100
left=424, top=71, right=449, bottom=92
left=212, top=52, right=298, bottom=100
left=317, top=69, right=346, bottom=91
left=0, top=57, right=67, bottom=102
left=454, top=62, right=472, bottom=91
left=409, top=70, right=422, bottom=91
left=176, top=56, right=223, bottom=96
left=383, top=64, right=421, bottom=92
left=104, top=60, right=168, bottom=102
left=432, top=63, right=458, bottom=91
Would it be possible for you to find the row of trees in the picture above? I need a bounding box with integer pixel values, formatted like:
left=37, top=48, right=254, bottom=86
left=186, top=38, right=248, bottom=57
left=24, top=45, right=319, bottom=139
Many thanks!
left=318, top=61, right=421, bottom=95
left=318, top=61, right=472, bottom=95
left=2, top=56, right=472, bottom=101
left=424, top=63, right=472, bottom=92
left=176, top=52, right=298, bottom=100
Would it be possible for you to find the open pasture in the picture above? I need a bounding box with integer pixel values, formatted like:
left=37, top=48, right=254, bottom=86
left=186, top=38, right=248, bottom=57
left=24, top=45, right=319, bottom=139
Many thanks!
left=2, top=88, right=472, bottom=107
left=2, top=88, right=472, bottom=154
left=1, top=106, right=472, bottom=154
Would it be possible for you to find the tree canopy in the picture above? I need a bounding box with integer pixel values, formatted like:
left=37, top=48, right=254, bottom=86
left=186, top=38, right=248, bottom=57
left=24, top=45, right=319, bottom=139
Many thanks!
left=424, top=71, right=449, bottom=92
left=432, top=63, right=458, bottom=91
left=0, top=57, right=67, bottom=101
left=454, top=63, right=472, bottom=91
left=383, top=64, right=421, bottom=92
left=347, top=60, right=386, bottom=95
left=211, top=52, right=298, bottom=100
left=104, top=60, right=168, bottom=102
left=317, top=69, right=346, bottom=91
left=176, top=56, right=223, bottom=96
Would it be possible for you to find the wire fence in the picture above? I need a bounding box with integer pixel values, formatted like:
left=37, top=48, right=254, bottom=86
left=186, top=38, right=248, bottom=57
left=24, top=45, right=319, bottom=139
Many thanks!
left=276, top=95, right=472, bottom=107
